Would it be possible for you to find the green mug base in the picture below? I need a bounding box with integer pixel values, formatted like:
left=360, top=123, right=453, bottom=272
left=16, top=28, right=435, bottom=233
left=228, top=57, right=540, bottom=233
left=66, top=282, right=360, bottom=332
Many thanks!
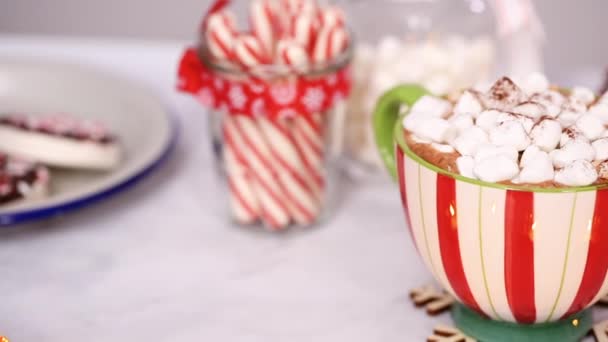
left=452, top=303, right=592, bottom=342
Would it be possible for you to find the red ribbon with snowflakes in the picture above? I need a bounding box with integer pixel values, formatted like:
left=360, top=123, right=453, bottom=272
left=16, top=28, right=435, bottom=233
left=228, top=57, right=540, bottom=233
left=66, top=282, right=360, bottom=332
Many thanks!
left=176, top=48, right=351, bottom=120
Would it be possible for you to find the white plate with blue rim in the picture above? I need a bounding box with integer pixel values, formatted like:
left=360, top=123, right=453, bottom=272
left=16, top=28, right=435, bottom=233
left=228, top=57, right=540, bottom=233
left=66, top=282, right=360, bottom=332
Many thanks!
left=0, top=58, right=177, bottom=225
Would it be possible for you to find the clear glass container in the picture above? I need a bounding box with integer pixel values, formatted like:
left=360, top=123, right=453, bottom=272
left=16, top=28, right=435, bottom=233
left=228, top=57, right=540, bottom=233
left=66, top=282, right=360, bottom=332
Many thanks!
left=203, top=48, right=353, bottom=231
left=339, top=0, right=544, bottom=174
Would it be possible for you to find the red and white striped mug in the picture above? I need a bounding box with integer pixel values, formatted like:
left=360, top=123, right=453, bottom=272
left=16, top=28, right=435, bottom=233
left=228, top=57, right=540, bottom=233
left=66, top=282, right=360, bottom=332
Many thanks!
left=373, top=85, right=607, bottom=340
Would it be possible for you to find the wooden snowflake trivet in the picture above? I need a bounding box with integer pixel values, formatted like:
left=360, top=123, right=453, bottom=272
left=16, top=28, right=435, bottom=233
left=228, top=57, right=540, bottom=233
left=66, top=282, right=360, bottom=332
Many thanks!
left=410, top=284, right=455, bottom=315
left=597, top=294, right=608, bottom=306
left=427, top=325, right=476, bottom=342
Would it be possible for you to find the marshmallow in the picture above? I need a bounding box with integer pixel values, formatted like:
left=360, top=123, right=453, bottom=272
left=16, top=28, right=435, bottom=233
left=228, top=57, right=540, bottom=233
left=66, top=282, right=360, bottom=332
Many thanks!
left=558, top=110, right=583, bottom=128
left=520, top=145, right=542, bottom=168
left=592, top=138, right=608, bottom=161
left=456, top=156, right=476, bottom=179
left=571, top=86, right=596, bottom=106
left=403, top=115, right=455, bottom=143
left=530, top=91, right=565, bottom=118
left=454, top=90, right=484, bottom=117
left=476, top=110, right=501, bottom=132
left=448, top=114, right=474, bottom=136
left=600, top=92, right=608, bottom=105
left=453, top=126, right=489, bottom=156
left=410, top=134, right=431, bottom=144
left=517, top=150, right=554, bottom=184
left=560, top=127, right=590, bottom=147
left=563, top=96, right=588, bottom=114
left=530, top=119, right=562, bottom=152
left=554, top=160, right=598, bottom=186
left=489, top=120, right=530, bottom=151
left=496, top=112, right=535, bottom=134
left=521, top=72, right=549, bottom=94
left=597, top=160, right=608, bottom=179
left=484, top=77, right=526, bottom=111
left=473, top=155, right=520, bottom=182
left=589, top=103, right=608, bottom=125
left=410, top=95, right=452, bottom=118
left=474, top=144, right=519, bottom=163
left=575, top=114, right=604, bottom=140
left=512, top=101, right=546, bottom=120
left=431, top=143, right=455, bottom=153
left=550, top=140, right=595, bottom=168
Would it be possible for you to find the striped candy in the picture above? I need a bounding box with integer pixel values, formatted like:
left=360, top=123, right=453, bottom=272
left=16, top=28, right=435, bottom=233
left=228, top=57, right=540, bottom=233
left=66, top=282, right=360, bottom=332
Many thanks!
left=396, top=144, right=608, bottom=323
left=312, top=25, right=349, bottom=64
left=317, top=5, right=345, bottom=28
left=276, top=39, right=311, bottom=73
left=233, top=35, right=270, bottom=68
left=250, top=0, right=277, bottom=55
left=205, top=11, right=238, bottom=60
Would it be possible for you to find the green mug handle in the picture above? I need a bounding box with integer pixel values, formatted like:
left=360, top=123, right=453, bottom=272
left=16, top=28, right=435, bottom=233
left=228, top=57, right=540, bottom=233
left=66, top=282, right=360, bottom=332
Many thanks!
left=373, top=85, right=430, bottom=180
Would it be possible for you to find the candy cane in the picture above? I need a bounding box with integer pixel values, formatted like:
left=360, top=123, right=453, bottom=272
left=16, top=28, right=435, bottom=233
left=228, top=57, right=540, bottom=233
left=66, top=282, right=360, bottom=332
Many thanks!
left=250, top=0, right=277, bottom=55
left=317, top=5, right=345, bottom=28
left=224, top=141, right=260, bottom=224
left=276, top=39, right=311, bottom=73
left=257, top=116, right=321, bottom=224
left=291, top=114, right=325, bottom=194
left=224, top=115, right=291, bottom=229
left=233, top=34, right=270, bottom=69
left=205, top=11, right=238, bottom=60
left=289, top=14, right=318, bottom=53
left=312, top=25, right=349, bottom=64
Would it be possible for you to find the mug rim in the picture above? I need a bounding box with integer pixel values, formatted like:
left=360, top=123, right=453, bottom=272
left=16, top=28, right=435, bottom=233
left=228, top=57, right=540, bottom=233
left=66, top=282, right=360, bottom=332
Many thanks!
left=394, top=117, right=608, bottom=194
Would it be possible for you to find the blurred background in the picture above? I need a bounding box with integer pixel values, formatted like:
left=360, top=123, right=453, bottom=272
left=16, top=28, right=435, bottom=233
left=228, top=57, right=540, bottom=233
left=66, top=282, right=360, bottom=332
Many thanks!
left=0, top=0, right=606, bottom=83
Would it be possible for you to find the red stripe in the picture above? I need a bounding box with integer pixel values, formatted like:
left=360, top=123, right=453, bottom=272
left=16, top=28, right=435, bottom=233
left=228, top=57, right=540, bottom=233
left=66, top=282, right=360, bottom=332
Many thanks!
left=504, top=190, right=536, bottom=323
left=228, top=176, right=259, bottom=220
left=224, top=119, right=291, bottom=216
left=301, top=114, right=323, bottom=135
left=223, top=127, right=286, bottom=228
left=269, top=119, right=317, bottom=195
left=562, top=189, right=608, bottom=318
left=436, top=173, right=483, bottom=315
left=231, top=117, right=315, bottom=223
left=243, top=40, right=266, bottom=64
left=296, top=123, right=323, bottom=156
left=209, top=31, right=233, bottom=59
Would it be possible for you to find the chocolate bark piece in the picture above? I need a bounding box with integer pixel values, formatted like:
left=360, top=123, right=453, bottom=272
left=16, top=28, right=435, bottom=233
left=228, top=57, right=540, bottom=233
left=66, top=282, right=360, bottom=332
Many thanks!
left=0, top=153, right=48, bottom=205
left=0, top=114, right=115, bottom=144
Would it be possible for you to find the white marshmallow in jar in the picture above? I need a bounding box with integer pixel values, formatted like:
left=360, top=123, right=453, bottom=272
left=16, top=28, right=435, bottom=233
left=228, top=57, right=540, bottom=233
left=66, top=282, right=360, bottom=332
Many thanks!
left=177, top=0, right=354, bottom=231
left=340, top=0, right=545, bottom=173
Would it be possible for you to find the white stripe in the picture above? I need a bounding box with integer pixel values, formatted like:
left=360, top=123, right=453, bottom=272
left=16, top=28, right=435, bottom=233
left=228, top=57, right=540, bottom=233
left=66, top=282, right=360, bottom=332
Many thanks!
left=251, top=0, right=275, bottom=53
left=533, top=192, right=580, bottom=321
left=457, top=183, right=510, bottom=321
left=417, top=165, right=456, bottom=298
left=404, top=156, right=436, bottom=279
left=537, top=191, right=595, bottom=321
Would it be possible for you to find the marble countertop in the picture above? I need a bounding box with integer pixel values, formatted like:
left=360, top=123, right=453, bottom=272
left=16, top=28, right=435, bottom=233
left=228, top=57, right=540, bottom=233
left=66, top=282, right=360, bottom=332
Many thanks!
left=0, top=35, right=442, bottom=342
left=0, top=35, right=605, bottom=342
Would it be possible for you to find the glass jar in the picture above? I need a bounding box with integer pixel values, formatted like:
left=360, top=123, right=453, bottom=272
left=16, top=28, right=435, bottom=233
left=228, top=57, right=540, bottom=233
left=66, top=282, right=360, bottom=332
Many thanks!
left=177, top=0, right=354, bottom=231
left=340, top=0, right=544, bottom=174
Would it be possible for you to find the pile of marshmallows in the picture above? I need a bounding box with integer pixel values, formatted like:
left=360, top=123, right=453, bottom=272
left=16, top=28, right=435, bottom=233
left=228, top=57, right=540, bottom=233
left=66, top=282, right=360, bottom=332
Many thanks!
left=203, top=0, right=349, bottom=73
left=404, top=75, right=608, bottom=186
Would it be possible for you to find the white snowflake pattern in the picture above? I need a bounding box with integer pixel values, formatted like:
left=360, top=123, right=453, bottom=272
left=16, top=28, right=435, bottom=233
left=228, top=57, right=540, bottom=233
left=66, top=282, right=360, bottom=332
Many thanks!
left=251, top=98, right=267, bottom=117
left=214, top=78, right=225, bottom=91
left=197, top=87, right=215, bottom=107
left=229, top=85, right=247, bottom=110
left=248, top=82, right=266, bottom=94
left=302, top=87, right=326, bottom=112
left=270, top=83, right=297, bottom=105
